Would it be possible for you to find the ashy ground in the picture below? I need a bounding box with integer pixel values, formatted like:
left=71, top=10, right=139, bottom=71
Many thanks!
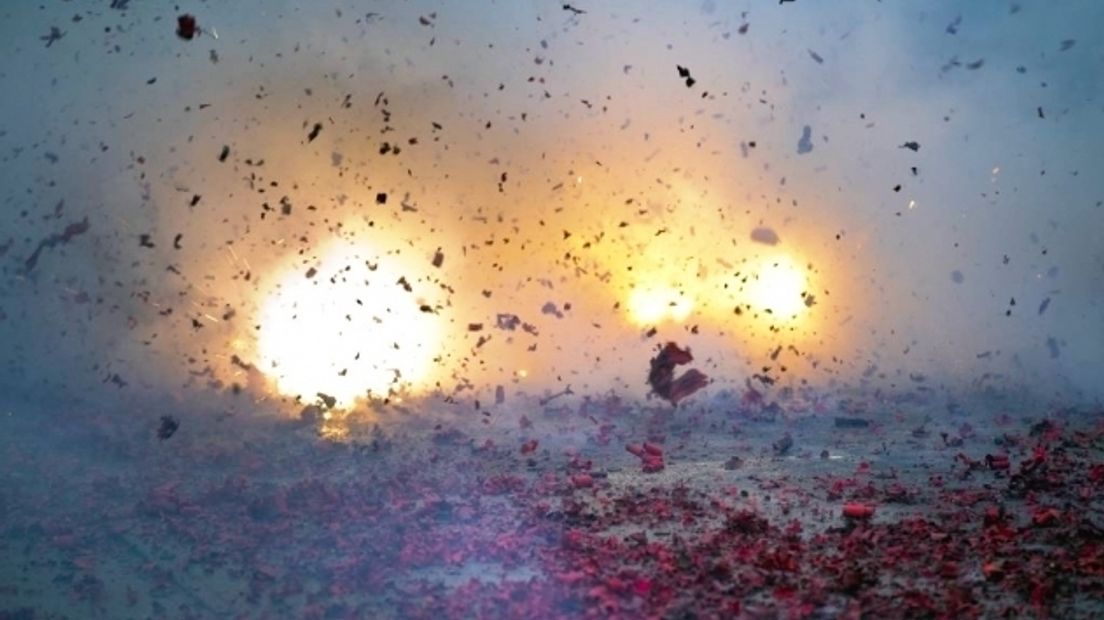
left=1, top=389, right=1102, bottom=619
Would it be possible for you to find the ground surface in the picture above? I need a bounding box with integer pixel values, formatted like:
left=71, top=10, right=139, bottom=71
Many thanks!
left=1, top=389, right=1103, bottom=619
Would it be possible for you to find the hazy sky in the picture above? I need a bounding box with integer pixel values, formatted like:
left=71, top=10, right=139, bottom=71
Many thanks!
left=0, top=0, right=1101, bottom=411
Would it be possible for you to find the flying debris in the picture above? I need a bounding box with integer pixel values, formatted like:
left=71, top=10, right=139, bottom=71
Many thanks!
left=676, top=65, right=697, bottom=88
left=750, top=227, right=780, bottom=246
left=176, top=14, right=198, bottom=41
left=797, top=125, right=814, bottom=154
left=40, top=27, right=65, bottom=48
left=946, top=15, right=962, bottom=35
left=647, top=342, right=709, bottom=406
left=24, top=217, right=91, bottom=274
left=157, top=416, right=180, bottom=441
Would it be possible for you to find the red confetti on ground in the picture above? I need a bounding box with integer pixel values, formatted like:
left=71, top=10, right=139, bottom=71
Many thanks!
left=842, top=503, right=875, bottom=519
left=3, top=399, right=1103, bottom=618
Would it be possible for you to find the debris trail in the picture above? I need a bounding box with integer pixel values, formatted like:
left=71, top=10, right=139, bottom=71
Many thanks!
left=23, top=217, right=91, bottom=274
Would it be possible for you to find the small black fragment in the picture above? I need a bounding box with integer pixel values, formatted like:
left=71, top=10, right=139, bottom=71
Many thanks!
left=562, top=3, right=586, bottom=14
left=157, top=416, right=179, bottom=441
left=307, top=123, right=323, bottom=142
left=900, top=141, right=920, bottom=152
left=41, top=26, right=65, bottom=48
left=218, top=145, right=230, bottom=162
left=676, top=65, right=696, bottom=88
left=946, top=15, right=962, bottom=35
left=376, top=192, right=387, bottom=204
left=834, top=417, right=870, bottom=429
left=176, top=14, right=197, bottom=41
left=772, top=433, right=793, bottom=456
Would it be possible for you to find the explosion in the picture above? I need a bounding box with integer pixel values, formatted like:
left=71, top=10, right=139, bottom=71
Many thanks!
left=254, top=240, right=442, bottom=408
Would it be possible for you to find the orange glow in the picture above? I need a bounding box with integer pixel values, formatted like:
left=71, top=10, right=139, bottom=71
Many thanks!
left=626, top=286, right=694, bottom=325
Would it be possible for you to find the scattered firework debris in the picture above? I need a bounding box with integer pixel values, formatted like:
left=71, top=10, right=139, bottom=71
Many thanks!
left=156, top=415, right=179, bottom=440
left=23, top=217, right=90, bottom=274
left=2, top=398, right=1102, bottom=617
left=1, top=2, right=1101, bottom=617
left=646, top=342, right=709, bottom=406
left=175, top=14, right=198, bottom=41
left=675, top=65, right=696, bottom=88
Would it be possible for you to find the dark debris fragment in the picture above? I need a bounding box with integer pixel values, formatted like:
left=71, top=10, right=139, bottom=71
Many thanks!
left=157, top=416, right=179, bottom=441
left=647, top=342, right=709, bottom=406
left=797, top=125, right=813, bottom=154
left=40, top=27, right=65, bottom=48
left=24, top=217, right=90, bottom=274
left=176, top=15, right=198, bottom=41
left=676, top=65, right=696, bottom=88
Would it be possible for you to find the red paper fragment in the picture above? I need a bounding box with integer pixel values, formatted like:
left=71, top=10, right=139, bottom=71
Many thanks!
left=647, top=342, right=709, bottom=405
left=842, top=503, right=875, bottom=519
left=986, top=453, right=1010, bottom=470
left=627, top=443, right=665, bottom=473
left=571, top=474, right=594, bottom=488
left=641, top=456, right=665, bottom=473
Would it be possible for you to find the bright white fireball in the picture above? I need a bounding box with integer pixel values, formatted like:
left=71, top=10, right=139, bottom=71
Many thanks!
left=746, top=256, right=810, bottom=318
left=255, top=241, right=442, bottom=408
